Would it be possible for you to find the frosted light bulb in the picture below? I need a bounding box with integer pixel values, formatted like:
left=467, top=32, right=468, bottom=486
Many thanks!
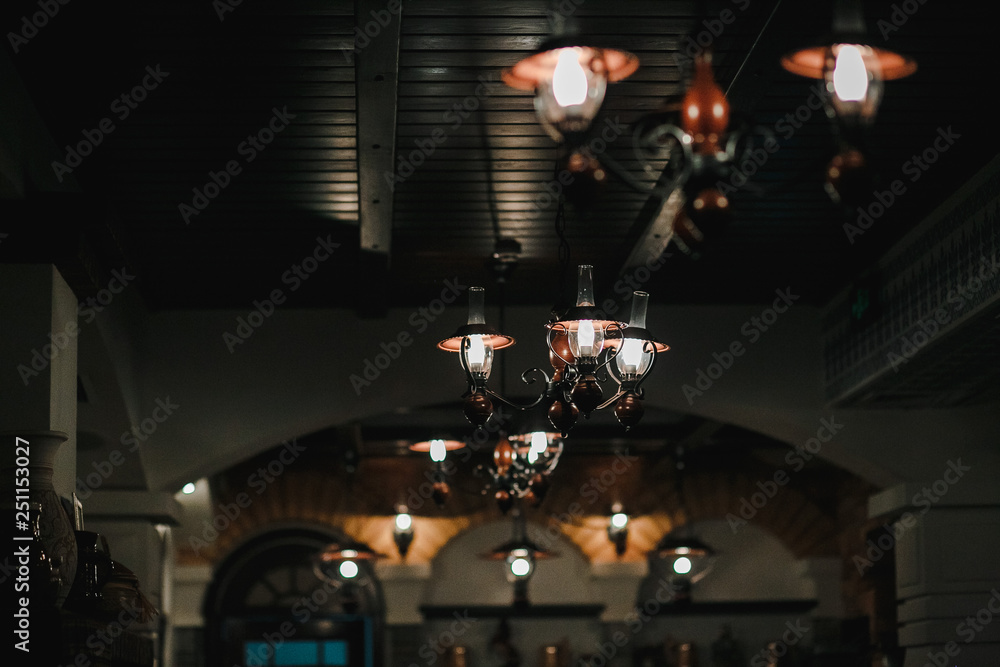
left=552, top=48, right=588, bottom=107
left=611, top=513, right=628, bottom=530
left=529, top=431, right=548, bottom=456
left=339, top=560, right=359, bottom=579
left=619, top=338, right=644, bottom=374
left=510, top=557, right=531, bottom=577
left=429, top=439, right=447, bottom=463
left=832, top=45, right=868, bottom=102
left=395, top=513, right=412, bottom=531
left=673, top=556, right=692, bottom=575
left=577, top=320, right=596, bottom=356
left=464, top=334, right=494, bottom=377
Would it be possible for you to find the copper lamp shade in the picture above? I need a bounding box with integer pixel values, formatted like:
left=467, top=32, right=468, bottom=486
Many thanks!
left=501, top=36, right=638, bottom=92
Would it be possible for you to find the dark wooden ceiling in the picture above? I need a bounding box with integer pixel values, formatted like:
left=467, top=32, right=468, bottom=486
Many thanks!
left=2, top=0, right=997, bottom=311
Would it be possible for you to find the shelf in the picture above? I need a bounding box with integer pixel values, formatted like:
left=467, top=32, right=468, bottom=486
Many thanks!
left=420, top=603, right=605, bottom=619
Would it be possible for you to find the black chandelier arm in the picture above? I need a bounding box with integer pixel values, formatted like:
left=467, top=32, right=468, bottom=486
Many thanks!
left=483, top=385, right=549, bottom=411
left=631, top=340, right=659, bottom=394
left=595, top=388, right=626, bottom=411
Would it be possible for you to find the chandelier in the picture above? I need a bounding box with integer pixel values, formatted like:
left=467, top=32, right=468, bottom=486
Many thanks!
left=439, top=265, right=668, bottom=436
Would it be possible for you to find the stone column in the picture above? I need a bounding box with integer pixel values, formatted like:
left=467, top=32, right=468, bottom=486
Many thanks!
left=868, top=461, right=1000, bottom=667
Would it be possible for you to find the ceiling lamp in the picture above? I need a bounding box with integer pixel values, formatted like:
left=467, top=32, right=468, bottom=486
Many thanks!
left=780, top=0, right=916, bottom=205
left=482, top=511, right=556, bottom=606
left=651, top=446, right=716, bottom=599
left=439, top=267, right=667, bottom=436
left=780, top=0, right=916, bottom=126
left=409, top=437, right=466, bottom=507
left=313, top=541, right=384, bottom=584
left=502, top=26, right=638, bottom=143
left=654, top=533, right=716, bottom=589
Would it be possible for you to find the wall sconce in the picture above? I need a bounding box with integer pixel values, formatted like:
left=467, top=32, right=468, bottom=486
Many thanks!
left=393, top=510, right=414, bottom=559
left=607, top=504, right=629, bottom=557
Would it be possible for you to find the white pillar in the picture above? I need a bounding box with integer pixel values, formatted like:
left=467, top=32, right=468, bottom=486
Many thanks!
left=0, top=264, right=78, bottom=496
left=869, top=464, right=1000, bottom=667
left=85, top=490, right=183, bottom=667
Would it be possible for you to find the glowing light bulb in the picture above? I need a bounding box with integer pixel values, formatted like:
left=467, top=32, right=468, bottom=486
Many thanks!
left=619, top=338, right=644, bottom=374
left=529, top=432, right=548, bottom=455
left=464, top=334, right=494, bottom=377
left=832, top=45, right=868, bottom=102
left=429, top=439, right=447, bottom=463
left=611, top=513, right=628, bottom=530
left=673, top=556, right=692, bottom=575
left=552, top=48, right=588, bottom=107
left=339, top=560, right=359, bottom=579
left=395, top=512, right=412, bottom=531
left=182, top=482, right=196, bottom=494
left=510, top=557, right=531, bottom=577
left=577, top=320, right=596, bottom=356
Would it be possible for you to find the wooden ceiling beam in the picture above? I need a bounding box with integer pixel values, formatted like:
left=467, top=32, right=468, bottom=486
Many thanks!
left=354, top=0, right=403, bottom=316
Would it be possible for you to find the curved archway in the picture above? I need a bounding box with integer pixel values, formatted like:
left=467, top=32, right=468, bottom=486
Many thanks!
left=202, top=527, right=385, bottom=667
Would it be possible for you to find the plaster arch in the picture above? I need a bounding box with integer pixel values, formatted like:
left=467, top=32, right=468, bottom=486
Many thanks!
left=93, top=301, right=1000, bottom=495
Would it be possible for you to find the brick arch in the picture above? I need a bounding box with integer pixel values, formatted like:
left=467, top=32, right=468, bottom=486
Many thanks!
left=177, top=443, right=866, bottom=573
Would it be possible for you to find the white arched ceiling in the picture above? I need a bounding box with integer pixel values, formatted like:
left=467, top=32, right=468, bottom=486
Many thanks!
left=91, top=299, right=1000, bottom=493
